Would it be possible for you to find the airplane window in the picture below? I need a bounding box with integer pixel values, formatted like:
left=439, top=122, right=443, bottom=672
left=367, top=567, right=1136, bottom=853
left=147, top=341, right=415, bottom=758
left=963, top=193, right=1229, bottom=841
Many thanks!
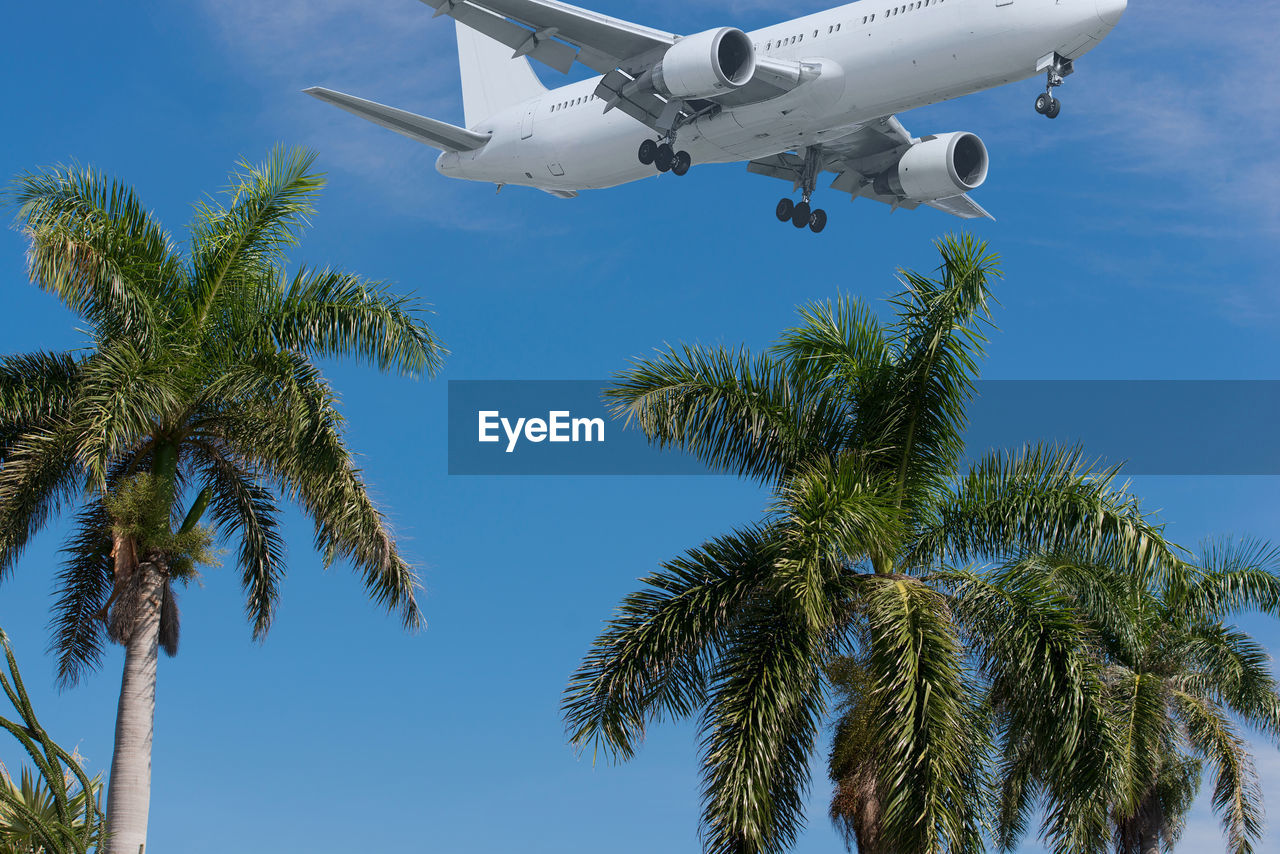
left=836, top=23, right=841, bottom=30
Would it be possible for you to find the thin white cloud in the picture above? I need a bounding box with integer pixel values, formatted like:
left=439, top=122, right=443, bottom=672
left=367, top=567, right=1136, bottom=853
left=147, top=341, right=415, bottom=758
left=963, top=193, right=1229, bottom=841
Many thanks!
left=1033, top=0, right=1277, bottom=234
left=197, top=0, right=481, bottom=220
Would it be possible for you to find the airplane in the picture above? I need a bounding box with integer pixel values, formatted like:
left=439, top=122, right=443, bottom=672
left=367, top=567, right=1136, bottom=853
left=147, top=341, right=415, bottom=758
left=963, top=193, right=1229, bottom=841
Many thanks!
left=305, top=0, right=1127, bottom=233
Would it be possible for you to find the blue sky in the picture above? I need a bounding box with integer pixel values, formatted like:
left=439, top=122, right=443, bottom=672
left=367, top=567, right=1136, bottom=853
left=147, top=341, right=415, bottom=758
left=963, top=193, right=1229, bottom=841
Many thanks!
left=1, top=1, right=1278, bottom=852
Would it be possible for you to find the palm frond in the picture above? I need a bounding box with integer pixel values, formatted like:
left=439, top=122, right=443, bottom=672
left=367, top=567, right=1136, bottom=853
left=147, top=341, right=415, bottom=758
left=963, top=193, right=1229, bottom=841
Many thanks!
left=771, top=295, right=893, bottom=392
left=0, top=351, right=84, bottom=454
left=189, top=443, right=286, bottom=639
left=770, top=455, right=898, bottom=624
left=261, top=266, right=446, bottom=378
left=989, top=552, right=1143, bottom=664
left=1184, top=536, right=1280, bottom=619
left=698, top=601, right=825, bottom=854
left=68, top=338, right=186, bottom=487
left=861, top=576, right=987, bottom=854
left=913, top=444, right=1180, bottom=579
left=187, top=145, right=324, bottom=328
left=1173, top=690, right=1264, bottom=854
left=1178, top=621, right=1280, bottom=739
left=1109, top=670, right=1171, bottom=820
left=607, top=344, right=846, bottom=483
left=0, top=427, right=85, bottom=582
left=9, top=164, right=181, bottom=346
left=944, top=567, right=1116, bottom=854
left=158, top=580, right=180, bottom=657
left=879, top=234, right=1000, bottom=510
left=563, top=526, right=781, bottom=760
left=212, top=370, right=421, bottom=630
left=48, top=503, right=113, bottom=687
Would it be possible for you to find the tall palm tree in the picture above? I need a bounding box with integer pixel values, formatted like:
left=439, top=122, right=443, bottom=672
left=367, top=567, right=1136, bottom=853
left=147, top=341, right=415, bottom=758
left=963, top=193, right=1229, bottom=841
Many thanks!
left=563, top=236, right=1179, bottom=854
left=1, top=148, right=444, bottom=854
left=987, top=541, right=1280, bottom=854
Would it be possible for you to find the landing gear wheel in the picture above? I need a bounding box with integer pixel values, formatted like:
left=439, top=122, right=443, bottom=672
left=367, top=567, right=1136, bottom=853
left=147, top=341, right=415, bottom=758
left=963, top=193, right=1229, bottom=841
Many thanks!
left=1044, top=97, right=1061, bottom=119
left=671, top=150, right=692, bottom=176
left=809, top=208, right=828, bottom=233
left=638, top=139, right=657, bottom=165
left=775, top=198, right=794, bottom=222
left=1035, top=93, right=1050, bottom=115
left=654, top=143, right=674, bottom=173
left=791, top=200, right=811, bottom=229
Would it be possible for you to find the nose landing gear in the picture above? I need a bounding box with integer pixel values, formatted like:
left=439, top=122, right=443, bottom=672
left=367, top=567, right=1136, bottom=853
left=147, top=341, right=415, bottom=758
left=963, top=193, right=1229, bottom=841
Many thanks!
left=1032, top=52, right=1072, bottom=119
left=1034, top=91, right=1061, bottom=119
left=773, top=146, right=828, bottom=233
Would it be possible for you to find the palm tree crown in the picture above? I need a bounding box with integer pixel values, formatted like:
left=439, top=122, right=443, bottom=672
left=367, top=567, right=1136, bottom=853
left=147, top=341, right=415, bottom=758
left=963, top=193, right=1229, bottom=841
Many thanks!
left=1, top=147, right=444, bottom=853
left=563, top=236, right=1180, bottom=854
left=993, top=540, right=1280, bottom=854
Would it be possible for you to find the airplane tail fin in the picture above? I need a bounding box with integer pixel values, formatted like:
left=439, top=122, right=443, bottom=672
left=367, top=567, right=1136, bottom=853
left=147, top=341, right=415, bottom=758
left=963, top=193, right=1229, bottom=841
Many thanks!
left=455, top=21, right=547, bottom=128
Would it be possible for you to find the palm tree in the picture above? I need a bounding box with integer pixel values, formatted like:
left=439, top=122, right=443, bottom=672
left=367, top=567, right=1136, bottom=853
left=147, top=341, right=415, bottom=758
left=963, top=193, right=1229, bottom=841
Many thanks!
left=0, top=629, right=104, bottom=854
left=563, top=236, right=1179, bottom=854
left=1, top=148, right=444, bottom=854
left=987, top=541, right=1280, bottom=854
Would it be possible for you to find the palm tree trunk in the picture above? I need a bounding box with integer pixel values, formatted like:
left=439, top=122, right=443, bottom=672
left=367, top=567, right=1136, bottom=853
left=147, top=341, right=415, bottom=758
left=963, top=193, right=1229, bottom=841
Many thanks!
left=1137, top=822, right=1160, bottom=854
left=104, top=561, right=163, bottom=854
left=832, top=757, right=888, bottom=854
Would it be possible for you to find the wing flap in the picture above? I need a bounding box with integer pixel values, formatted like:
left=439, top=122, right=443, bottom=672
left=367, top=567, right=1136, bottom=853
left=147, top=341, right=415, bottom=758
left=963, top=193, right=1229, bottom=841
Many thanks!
left=594, top=68, right=673, bottom=127
left=925, top=194, right=994, bottom=220
left=304, top=87, right=491, bottom=152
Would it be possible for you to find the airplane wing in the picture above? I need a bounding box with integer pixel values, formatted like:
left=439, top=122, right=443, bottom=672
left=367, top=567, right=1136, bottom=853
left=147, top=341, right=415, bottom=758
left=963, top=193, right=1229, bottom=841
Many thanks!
left=748, top=116, right=995, bottom=221
left=419, top=0, right=815, bottom=129
left=419, top=0, right=674, bottom=74
left=305, top=87, right=491, bottom=152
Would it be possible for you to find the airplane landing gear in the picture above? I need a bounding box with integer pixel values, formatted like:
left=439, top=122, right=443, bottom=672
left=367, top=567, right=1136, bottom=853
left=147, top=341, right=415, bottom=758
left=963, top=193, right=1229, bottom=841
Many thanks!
left=773, top=146, right=827, bottom=233
left=672, top=150, right=691, bottom=176
left=775, top=196, right=827, bottom=233
left=1034, top=91, right=1061, bottom=119
left=638, top=138, right=691, bottom=176
left=1033, top=53, right=1071, bottom=119
left=654, top=143, right=674, bottom=173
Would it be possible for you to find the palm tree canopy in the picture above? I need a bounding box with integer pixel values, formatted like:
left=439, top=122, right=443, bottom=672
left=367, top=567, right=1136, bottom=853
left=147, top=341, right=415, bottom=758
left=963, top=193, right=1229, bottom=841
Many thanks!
left=565, top=236, right=1184, bottom=854
left=1, top=147, right=445, bottom=685
left=997, top=539, right=1280, bottom=854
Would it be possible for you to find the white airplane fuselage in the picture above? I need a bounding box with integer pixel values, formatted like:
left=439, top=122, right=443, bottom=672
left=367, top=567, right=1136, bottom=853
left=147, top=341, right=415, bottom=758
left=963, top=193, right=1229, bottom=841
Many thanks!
left=437, top=0, right=1124, bottom=192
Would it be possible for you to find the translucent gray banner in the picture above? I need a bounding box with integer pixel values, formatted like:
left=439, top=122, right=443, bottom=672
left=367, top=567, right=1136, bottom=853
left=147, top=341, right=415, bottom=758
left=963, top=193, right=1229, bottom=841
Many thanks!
left=447, top=380, right=1280, bottom=476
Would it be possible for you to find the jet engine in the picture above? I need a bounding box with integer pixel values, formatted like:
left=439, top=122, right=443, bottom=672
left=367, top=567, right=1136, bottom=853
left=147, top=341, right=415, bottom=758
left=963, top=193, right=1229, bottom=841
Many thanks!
left=873, top=132, right=989, bottom=201
left=652, top=28, right=756, bottom=99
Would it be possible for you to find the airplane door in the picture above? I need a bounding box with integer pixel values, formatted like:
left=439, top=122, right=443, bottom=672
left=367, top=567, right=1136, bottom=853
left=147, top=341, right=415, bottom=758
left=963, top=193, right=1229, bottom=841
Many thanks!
left=521, top=102, right=537, bottom=139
